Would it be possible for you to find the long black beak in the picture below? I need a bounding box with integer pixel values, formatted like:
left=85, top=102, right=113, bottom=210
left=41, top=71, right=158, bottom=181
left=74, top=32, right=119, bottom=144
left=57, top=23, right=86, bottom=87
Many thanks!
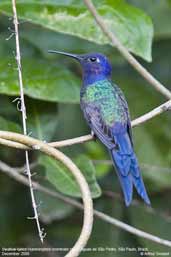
left=48, top=50, right=82, bottom=61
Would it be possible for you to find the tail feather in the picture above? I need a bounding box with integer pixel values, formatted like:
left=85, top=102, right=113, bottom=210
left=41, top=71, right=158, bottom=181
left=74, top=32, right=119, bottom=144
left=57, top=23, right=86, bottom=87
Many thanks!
left=132, top=174, right=151, bottom=205
left=115, top=166, right=133, bottom=206
left=111, top=132, right=150, bottom=206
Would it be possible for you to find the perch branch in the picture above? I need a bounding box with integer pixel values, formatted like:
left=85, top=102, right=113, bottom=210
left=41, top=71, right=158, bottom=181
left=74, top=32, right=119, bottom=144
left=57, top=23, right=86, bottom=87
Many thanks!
left=12, top=0, right=43, bottom=242
left=131, top=99, right=171, bottom=126
left=0, top=159, right=171, bottom=248
left=0, top=131, right=93, bottom=257
left=83, top=0, right=171, bottom=99
left=0, top=99, right=170, bottom=151
left=50, top=99, right=171, bottom=147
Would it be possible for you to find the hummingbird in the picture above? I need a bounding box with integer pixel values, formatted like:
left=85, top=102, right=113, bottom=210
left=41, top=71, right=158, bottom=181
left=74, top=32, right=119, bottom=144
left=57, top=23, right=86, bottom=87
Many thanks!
left=48, top=50, right=150, bottom=206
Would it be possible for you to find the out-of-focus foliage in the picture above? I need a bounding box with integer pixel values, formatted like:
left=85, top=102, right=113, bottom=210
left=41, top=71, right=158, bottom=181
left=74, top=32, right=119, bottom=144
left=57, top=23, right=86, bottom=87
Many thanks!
left=0, top=0, right=171, bottom=256
left=0, top=0, right=153, bottom=61
left=38, top=154, right=101, bottom=198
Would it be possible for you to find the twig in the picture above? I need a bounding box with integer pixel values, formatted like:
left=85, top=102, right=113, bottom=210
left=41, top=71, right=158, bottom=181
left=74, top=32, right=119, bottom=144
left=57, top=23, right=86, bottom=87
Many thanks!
left=131, top=100, right=171, bottom=126
left=0, top=99, right=170, bottom=151
left=0, top=158, right=171, bottom=248
left=49, top=99, right=171, bottom=147
left=0, top=160, right=37, bottom=173
left=49, top=134, right=94, bottom=148
left=0, top=138, right=29, bottom=150
left=83, top=0, right=171, bottom=99
left=12, top=0, right=43, bottom=243
left=0, top=131, right=93, bottom=257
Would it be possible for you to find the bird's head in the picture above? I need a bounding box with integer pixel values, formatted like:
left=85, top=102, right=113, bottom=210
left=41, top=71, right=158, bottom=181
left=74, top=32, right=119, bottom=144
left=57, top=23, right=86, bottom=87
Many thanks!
left=48, top=50, right=112, bottom=84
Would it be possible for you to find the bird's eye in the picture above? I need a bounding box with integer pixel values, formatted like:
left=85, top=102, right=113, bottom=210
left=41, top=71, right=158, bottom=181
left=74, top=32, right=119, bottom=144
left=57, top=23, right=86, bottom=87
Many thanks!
left=89, top=57, right=97, bottom=62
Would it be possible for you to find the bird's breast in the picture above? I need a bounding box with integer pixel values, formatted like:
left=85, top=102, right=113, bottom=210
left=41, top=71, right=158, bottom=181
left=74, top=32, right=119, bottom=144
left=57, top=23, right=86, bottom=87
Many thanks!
left=81, top=83, right=127, bottom=127
left=81, top=82, right=114, bottom=103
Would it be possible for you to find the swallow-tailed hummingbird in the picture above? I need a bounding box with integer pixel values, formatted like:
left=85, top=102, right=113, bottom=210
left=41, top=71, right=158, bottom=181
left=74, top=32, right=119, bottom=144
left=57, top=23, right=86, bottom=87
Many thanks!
left=48, top=50, right=150, bottom=206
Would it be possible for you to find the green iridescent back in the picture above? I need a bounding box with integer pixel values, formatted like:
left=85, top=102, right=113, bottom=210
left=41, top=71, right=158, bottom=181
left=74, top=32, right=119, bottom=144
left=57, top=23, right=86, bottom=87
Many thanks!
left=81, top=79, right=128, bottom=126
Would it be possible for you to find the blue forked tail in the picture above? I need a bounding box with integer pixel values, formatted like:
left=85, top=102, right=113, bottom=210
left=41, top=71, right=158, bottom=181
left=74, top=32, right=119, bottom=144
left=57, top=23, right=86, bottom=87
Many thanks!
left=111, top=133, right=150, bottom=206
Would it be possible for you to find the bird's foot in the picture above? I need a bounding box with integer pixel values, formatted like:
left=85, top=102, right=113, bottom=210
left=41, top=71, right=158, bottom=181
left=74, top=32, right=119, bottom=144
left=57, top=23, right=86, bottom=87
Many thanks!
left=91, top=130, right=97, bottom=141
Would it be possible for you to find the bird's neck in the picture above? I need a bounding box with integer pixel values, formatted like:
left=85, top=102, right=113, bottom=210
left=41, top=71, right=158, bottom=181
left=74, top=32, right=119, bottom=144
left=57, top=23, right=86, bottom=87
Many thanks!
left=83, top=72, right=110, bottom=86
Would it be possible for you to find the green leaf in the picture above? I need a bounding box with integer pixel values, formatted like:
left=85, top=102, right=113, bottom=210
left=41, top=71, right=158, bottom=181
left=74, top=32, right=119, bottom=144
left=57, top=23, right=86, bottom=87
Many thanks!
left=75, top=154, right=102, bottom=197
left=0, top=0, right=153, bottom=61
left=38, top=154, right=101, bottom=198
left=19, top=22, right=123, bottom=64
left=0, top=29, right=80, bottom=103
left=0, top=57, right=80, bottom=103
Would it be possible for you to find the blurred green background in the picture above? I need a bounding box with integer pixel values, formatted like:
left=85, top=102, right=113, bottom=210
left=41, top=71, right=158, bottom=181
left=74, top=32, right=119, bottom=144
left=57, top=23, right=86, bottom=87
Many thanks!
left=0, top=0, right=171, bottom=256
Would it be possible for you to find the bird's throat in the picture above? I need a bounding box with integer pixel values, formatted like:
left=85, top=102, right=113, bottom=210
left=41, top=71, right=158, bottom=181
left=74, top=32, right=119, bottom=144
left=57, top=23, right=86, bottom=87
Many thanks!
left=83, top=72, right=110, bottom=86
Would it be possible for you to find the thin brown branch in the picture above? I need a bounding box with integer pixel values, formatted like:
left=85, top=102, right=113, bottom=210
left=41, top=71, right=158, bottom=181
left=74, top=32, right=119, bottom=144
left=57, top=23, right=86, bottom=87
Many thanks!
left=83, top=0, right=171, bottom=99
left=50, top=99, right=171, bottom=148
left=49, top=134, right=93, bottom=148
left=1, top=159, right=171, bottom=248
left=131, top=100, right=171, bottom=126
left=12, top=0, right=43, bottom=243
left=0, top=99, right=170, bottom=151
left=0, top=131, right=93, bottom=257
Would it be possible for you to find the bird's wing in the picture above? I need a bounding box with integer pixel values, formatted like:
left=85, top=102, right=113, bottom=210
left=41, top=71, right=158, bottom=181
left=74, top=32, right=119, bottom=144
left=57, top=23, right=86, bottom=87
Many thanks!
left=114, top=84, right=133, bottom=146
left=83, top=103, right=118, bottom=150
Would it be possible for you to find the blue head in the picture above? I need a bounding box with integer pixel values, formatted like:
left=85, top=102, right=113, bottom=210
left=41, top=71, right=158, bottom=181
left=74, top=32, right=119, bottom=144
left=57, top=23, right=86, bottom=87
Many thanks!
left=48, top=50, right=112, bottom=85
